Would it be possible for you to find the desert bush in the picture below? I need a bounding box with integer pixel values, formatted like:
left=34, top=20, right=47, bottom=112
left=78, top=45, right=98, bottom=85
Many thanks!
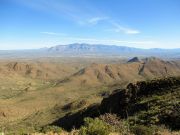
left=41, top=125, right=63, bottom=134
left=99, top=113, right=130, bottom=134
left=78, top=117, right=111, bottom=135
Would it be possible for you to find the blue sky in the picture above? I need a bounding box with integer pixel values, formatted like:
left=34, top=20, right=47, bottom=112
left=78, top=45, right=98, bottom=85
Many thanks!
left=0, top=0, right=180, bottom=50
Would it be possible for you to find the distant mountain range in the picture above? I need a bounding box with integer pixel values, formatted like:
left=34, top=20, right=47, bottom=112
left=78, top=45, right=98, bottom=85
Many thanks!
left=48, top=43, right=140, bottom=53
left=48, top=43, right=180, bottom=55
left=0, top=43, right=180, bottom=58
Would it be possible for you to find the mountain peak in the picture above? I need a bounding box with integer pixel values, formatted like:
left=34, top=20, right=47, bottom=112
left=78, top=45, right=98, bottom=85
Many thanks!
left=127, top=57, right=141, bottom=63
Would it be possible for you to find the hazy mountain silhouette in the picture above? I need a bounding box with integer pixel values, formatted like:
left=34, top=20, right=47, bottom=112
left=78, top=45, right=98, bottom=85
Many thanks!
left=0, top=43, right=180, bottom=58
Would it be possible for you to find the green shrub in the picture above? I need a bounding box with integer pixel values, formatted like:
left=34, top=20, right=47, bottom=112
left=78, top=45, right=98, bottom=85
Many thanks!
left=131, top=125, right=154, bottom=135
left=79, top=117, right=111, bottom=135
left=41, top=125, right=63, bottom=133
left=99, top=113, right=130, bottom=134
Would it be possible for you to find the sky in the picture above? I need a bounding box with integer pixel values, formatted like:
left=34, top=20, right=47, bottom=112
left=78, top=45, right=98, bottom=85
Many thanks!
left=0, top=0, right=180, bottom=50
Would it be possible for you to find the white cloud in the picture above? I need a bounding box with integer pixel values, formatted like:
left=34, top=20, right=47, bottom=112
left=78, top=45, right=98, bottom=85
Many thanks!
left=110, top=22, right=140, bottom=34
left=78, top=16, right=108, bottom=26
left=40, top=32, right=66, bottom=36
left=87, top=17, right=108, bottom=25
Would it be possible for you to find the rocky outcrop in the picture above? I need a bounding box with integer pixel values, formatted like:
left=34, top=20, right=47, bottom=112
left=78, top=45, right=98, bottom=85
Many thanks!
left=100, top=77, right=180, bottom=118
left=52, top=77, right=180, bottom=130
left=100, top=77, right=180, bottom=130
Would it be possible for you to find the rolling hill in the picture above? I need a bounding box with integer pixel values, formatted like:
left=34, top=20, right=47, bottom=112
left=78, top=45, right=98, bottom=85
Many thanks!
left=57, top=57, right=180, bottom=87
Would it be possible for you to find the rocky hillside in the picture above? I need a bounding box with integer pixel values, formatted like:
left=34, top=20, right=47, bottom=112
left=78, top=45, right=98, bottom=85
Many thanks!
left=54, top=77, right=180, bottom=130
left=100, top=77, right=180, bottom=129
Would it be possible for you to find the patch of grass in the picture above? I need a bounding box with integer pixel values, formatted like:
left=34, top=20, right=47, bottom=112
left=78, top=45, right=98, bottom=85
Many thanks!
left=99, top=113, right=130, bottom=134
left=79, top=117, right=112, bottom=135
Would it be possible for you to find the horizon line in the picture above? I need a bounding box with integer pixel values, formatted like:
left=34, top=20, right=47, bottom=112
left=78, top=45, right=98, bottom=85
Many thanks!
left=0, top=43, right=180, bottom=51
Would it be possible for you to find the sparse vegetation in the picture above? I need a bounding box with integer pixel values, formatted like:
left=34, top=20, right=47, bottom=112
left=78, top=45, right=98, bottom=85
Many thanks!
left=41, top=125, right=63, bottom=134
left=99, top=113, right=130, bottom=134
left=0, top=58, right=180, bottom=134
